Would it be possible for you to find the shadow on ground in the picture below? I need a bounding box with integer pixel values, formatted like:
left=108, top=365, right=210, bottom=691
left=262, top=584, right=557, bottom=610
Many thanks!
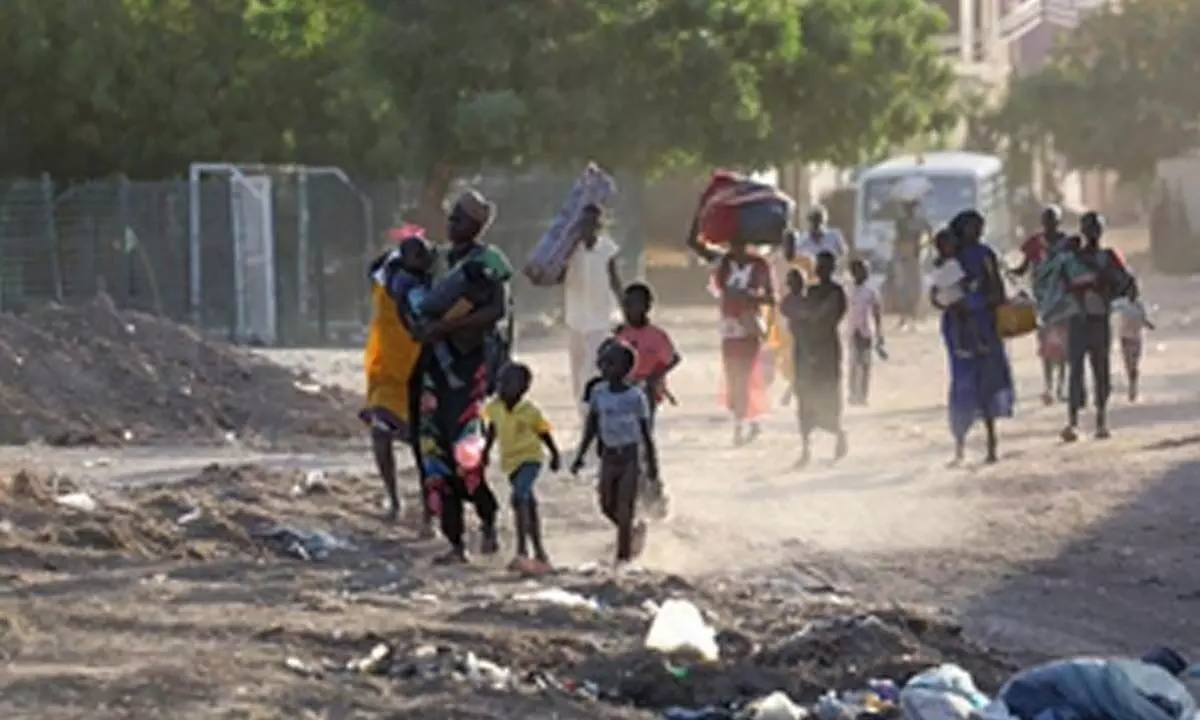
left=957, top=454, right=1200, bottom=660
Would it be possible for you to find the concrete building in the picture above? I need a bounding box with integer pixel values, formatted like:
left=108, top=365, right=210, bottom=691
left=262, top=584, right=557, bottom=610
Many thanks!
left=787, top=0, right=1120, bottom=217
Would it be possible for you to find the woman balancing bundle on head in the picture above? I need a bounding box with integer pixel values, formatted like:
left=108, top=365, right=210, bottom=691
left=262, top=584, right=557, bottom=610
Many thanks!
left=685, top=171, right=791, bottom=445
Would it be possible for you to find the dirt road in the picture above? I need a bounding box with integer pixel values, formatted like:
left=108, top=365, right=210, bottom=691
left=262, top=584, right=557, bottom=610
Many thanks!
left=265, top=276, right=1200, bottom=660
left=4, top=257, right=1200, bottom=717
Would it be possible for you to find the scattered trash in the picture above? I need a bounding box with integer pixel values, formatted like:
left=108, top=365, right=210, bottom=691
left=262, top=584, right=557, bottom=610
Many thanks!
left=663, top=706, right=729, bottom=720
left=176, top=508, right=203, bottom=525
left=346, top=643, right=393, bottom=675
left=255, top=524, right=353, bottom=561
left=54, top=492, right=98, bottom=513
left=294, top=381, right=324, bottom=395
left=462, top=651, right=512, bottom=689
left=746, top=691, right=807, bottom=720
left=82, top=458, right=112, bottom=469
left=900, top=663, right=989, bottom=720
left=511, top=587, right=600, bottom=611
left=644, top=598, right=719, bottom=661
left=813, top=686, right=893, bottom=718
left=576, top=561, right=602, bottom=575
left=284, top=656, right=320, bottom=677
left=291, top=470, right=330, bottom=496
left=983, top=650, right=1197, bottom=720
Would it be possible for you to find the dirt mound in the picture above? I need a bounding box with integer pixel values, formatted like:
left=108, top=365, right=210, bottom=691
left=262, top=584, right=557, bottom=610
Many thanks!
left=0, top=465, right=383, bottom=570
left=0, top=295, right=362, bottom=446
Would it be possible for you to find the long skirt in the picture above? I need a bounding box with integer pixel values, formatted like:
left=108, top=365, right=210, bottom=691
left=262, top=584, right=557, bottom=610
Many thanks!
left=795, top=337, right=843, bottom=434
left=720, top=337, right=768, bottom=421
left=361, top=285, right=422, bottom=440
left=413, top=342, right=490, bottom=513
left=944, top=311, right=1015, bottom=442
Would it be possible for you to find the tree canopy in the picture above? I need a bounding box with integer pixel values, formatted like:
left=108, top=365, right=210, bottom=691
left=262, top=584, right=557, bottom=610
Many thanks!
left=1, top=0, right=957, bottom=202
left=986, top=0, right=1200, bottom=184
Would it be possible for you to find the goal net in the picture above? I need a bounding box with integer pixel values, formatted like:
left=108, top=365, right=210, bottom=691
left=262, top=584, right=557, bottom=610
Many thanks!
left=187, top=164, right=374, bottom=346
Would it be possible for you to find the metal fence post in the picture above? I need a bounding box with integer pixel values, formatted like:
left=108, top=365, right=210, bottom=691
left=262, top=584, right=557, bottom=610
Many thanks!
left=187, top=165, right=202, bottom=327
left=119, top=175, right=134, bottom=300
left=40, top=173, right=64, bottom=302
left=359, top=189, right=373, bottom=327
left=297, top=167, right=310, bottom=331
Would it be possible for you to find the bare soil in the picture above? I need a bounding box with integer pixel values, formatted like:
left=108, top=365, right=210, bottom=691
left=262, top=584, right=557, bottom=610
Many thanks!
left=4, top=229, right=1200, bottom=717
left=0, top=465, right=1015, bottom=719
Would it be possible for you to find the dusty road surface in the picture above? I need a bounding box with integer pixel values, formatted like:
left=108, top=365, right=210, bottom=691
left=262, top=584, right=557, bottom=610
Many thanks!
left=4, top=241, right=1200, bottom=717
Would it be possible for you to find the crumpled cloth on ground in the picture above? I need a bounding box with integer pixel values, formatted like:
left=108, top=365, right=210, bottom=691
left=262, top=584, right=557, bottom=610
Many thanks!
left=979, top=657, right=1197, bottom=720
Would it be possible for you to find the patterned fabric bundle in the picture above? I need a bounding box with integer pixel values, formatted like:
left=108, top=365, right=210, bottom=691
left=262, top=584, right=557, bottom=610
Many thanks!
left=523, top=164, right=617, bottom=286
left=695, top=171, right=794, bottom=247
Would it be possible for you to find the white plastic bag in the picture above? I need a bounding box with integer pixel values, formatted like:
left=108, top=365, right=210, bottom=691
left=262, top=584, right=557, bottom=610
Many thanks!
left=746, top=690, right=806, bottom=720
left=892, top=175, right=933, bottom=202
left=900, top=687, right=977, bottom=720
left=643, top=599, right=719, bottom=661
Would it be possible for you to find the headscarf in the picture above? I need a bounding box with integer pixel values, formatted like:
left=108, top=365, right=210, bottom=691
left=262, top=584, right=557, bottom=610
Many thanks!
left=949, top=209, right=984, bottom=243
left=453, top=189, right=496, bottom=230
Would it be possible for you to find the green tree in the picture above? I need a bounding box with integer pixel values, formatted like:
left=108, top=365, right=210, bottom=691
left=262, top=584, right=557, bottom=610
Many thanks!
left=361, top=0, right=957, bottom=223
left=991, top=0, right=1200, bottom=184
left=1, top=0, right=956, bottom=194
left=0, top=0, right=374, bottom=179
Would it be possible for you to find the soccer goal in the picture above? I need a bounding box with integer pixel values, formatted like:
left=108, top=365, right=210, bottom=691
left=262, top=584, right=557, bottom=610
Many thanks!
left=187, top=163, right=374, bottom=346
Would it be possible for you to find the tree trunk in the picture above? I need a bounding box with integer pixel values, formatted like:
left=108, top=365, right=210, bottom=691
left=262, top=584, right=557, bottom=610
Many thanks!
left=417, top=162, right=455, bottom=239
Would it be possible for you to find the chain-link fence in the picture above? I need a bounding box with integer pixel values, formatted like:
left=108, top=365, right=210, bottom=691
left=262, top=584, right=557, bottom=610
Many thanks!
left=0, top=168, right=656, bottom=346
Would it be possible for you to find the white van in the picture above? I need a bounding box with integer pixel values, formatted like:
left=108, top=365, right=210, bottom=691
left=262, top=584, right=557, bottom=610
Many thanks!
left=854, top=152, right=1011, bottom=278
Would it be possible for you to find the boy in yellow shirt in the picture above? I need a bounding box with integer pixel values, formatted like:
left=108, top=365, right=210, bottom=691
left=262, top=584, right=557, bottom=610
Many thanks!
left=482, top=363, right=562, bottom=573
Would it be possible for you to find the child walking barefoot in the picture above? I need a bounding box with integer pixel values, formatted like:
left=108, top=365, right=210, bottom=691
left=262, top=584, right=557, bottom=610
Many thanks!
left=482, top=363, right=561, bottom=574
left=1115, top=287, right=1155, bottom=402
left=571, top=342, right=659, bottom=565
left=614, top=282, right=680, bottom=516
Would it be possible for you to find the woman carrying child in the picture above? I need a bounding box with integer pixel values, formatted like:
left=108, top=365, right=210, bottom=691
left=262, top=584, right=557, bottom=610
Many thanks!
left=933, top=210, right=1014, bottom=465
left=686, top=231, right=775, bottom=446
left=411, top=190, right=511, bottom=564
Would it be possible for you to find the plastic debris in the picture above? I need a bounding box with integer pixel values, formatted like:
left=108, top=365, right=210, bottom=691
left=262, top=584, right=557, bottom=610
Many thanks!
left=463, top=651, right=512, bottom=689
left=901, top=663, right=989, bottom=717
left=55, top=492, right=98, bottom=513
left=511, top=587, right=600, bottom=611
left=346, top=643, right=393, bottom=675
left=291, top=470, right=330, bottom=496
left=644, top=598, right=719, bottom=661
left=746, top=691, right=808, bottom=720
left=663, top=706, right=729, bottom=720
left=176, top=508, right=203, bottom=525
left=255, top=524, right=353, bottom=560
left=284, top=656, right=320, bottom=677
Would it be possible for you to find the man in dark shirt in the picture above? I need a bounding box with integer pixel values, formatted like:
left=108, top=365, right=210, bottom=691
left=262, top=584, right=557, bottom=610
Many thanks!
left=1062, top=211, right=1133, bottom=442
